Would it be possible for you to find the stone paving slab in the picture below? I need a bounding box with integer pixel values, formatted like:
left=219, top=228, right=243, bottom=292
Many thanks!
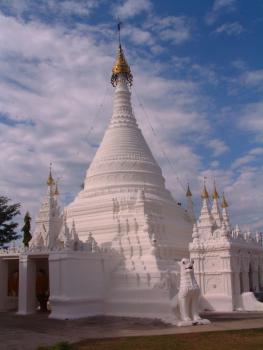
left=1, top=311, right=263, bottom=350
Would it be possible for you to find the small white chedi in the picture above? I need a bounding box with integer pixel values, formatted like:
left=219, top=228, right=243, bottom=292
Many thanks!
left=190, top=184, right=263, bottom=312
left=0, top=41, right=262, bottom=324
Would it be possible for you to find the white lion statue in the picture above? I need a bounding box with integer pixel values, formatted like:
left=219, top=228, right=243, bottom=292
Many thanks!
left=171, top=258, right=210, bottom=326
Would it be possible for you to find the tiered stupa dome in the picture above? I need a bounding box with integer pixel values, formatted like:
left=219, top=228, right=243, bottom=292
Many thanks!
left=66, top=43, right=192, bottom=255
left=84, top=45, right=169, bottom=199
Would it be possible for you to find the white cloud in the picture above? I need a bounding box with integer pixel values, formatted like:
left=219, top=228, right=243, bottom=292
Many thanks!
left=241, top=69, right=263, bottom=87
left=231, top=59, right=247, bottom=70
left=225, top=68, right=263, bottom=97
left=214, top=22, right=244, bottom=35
left=232, top=148, right=263, bottom=169
left=146, top=16, right=193, bottom=45
left=205, top=0, right=237, bottom=25
left=122, top=25, right=154, bottom=46
left=0, top=0, right=99, bottom=19
left=207, top=139, right=229, bottom=157
left=48, top=0, right=98, bottom=17
left=119, top=15, right=194, bottom=49
left=191, top=64, right=219, bottom=85
left=239, top=102, right=263, bottom=142
left=213, top=0, right=236, bottom=12
left=224, top=167, right=263, bottom=231
left=114, top=0, right=152, bottom=19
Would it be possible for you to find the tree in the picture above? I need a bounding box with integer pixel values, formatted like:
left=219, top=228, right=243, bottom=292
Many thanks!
left=0, top=196, right=21, bottom=248
left=22, top=211, right=32, bottom=247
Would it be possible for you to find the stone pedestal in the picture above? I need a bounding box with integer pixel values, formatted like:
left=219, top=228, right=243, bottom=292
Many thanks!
left=49, top=251, right=116, bottom=319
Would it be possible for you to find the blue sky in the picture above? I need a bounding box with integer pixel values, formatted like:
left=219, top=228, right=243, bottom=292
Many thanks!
left=0, top=0, right=262, bottom=232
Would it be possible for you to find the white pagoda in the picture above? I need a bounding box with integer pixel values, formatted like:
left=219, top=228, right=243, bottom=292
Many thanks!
left=65, top=44, right=193, bottom=256
left=55, top=42, right=193, bottom=321
left=0, top=38, right=262, bottom=323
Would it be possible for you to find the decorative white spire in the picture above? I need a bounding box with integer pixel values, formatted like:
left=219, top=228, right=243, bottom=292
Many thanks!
left=53, top=179, right=59, bottom=197
left=46, top=162, right=56, bottom=198
left=186, top=184, right=195, bottom=222
left=30, top=165, right=62, bottom=249
left=235, top=224, right=241, bottom=239
left=221, top=192, right=231, bottom=232
left=211, top=181, right=222, bottom=228
left=198, top=180, right=214, bottom=239
left=47, top=162, right=55, bottom=187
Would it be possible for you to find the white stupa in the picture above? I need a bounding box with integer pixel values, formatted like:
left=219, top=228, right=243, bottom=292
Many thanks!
left=1, top=37, right=262, bottom=322
left=55, top=42, right=193, bottom=321
left=29, top=166, right=62, bottom=249
left=66, top=43, right=193, bottom=258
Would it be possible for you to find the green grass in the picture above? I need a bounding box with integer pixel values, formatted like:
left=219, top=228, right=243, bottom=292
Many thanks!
left=38, top=342, right=73, bottom=350
left=75, top=328, right=263, bottom=350
left=39, top=329, right=263, bottom=350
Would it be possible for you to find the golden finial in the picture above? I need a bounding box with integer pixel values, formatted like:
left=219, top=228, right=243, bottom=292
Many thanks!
left=201, top=177, right=209, bottom=199
left=201, top=185, right=209, bottom=199
left=212, top=180, right=219, bottom=200
left=111, top=22, right=133, bottom=87
left=221, top=192, right=228, bottom=208
left=47, top=163, right=55, bottom=186
left=53, top=181, right=59, bottom=196
left=186, top=183, right=192, bottom=197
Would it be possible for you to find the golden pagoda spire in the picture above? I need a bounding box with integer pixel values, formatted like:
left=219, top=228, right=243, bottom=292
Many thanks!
left=201, top=178, right=209, bottom=199
left=186, top=183, right=192, bottom=197
left=47, top=163, right=55, bottom=186
left=212, top=180, right=219, bottom=200
left=54, top=180, right=59, bottom=196
left=221, top=192, right=228, bottom=208
left=111, top=22, right=133, bottom=87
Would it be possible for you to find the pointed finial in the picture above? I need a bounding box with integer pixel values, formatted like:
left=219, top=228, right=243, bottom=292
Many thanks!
left=201, top=177, right=209, bottom=199
left=221, top=192, right=228, bottom=208
left=54, top=180, right=59, bottom=196
left=186, top=183, right=192, bottom=197
left=111, top=22, right=133, bottom=87
left=212, top=180, right=219, bottom=200
left=117, top=20, right=122, bottom=47
left=47, top=163, right=55, bottom=186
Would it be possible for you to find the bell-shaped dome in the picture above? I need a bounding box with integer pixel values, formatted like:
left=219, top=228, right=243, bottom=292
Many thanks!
left=84, top=73, right=168, bottom=197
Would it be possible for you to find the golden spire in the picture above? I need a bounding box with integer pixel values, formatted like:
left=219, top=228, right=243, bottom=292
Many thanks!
left=186, top=183, right=192, bottom=197
left=201, top=184, right=209, bottom=199
left=212, top=181, right=219, bottom=200
left=201, top=177, right=209, bottom=199
left=54, top=181, right=59, bottom=196
left=112, top=45, right=131, bottom=76
left=221, top=192, right=228, bottom=208
left=111, top=22, right=133, bottom=87
left=47, top=163, right=55, bottom=186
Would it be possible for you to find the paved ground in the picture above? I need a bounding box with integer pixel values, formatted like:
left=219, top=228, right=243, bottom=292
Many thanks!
left=1, top=311, right=263, bottom=350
